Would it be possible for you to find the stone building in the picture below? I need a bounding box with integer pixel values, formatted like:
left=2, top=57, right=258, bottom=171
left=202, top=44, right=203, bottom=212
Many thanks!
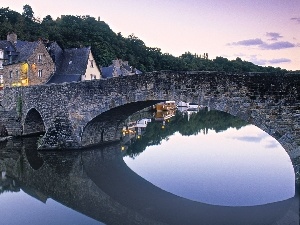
left=0, top=33, right=55, bottom=89
left=101, top=59, right=142, bottom=78
left=46, top=42, right=101, bottom=84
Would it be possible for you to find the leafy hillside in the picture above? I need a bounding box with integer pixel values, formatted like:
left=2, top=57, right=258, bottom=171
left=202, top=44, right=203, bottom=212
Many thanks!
left=0, top=5, right=288, bottom=73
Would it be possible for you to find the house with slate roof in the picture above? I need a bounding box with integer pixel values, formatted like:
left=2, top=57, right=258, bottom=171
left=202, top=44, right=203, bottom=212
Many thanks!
left=46, top=42, right=101, bottom=84
left=101, top=59, right=142, bottom=79
left=0, top=33, right=55, bottom=89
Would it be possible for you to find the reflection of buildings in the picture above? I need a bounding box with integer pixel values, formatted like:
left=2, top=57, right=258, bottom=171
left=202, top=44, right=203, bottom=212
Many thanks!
left=121, top=118, right=152, bottom=149
left=0, top=171, right=19, bottom=193
left=155, top=101, right=176, bottom=111
left=154, top=109, right=176, bottom=121
left=177, top=106, right=199, bottom=121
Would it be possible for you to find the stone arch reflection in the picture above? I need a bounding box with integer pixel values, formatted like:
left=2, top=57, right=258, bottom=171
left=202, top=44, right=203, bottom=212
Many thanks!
left=23, top=108, right=45, bottom=135
left=23, top=136, right=44, bottom=170
left=0, top=137, right=298, bottom=225
left=81, top=100, right=162, bottom=147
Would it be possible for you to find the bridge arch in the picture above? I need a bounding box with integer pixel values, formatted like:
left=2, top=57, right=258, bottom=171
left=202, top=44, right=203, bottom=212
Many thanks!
left=23, top=108, right=45, bottom=136
left=81, top=100, right=162, bottom=147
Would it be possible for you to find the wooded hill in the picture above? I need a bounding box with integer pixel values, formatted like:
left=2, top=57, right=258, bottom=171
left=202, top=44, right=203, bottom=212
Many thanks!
left=0, top=5, right=289, bottom=73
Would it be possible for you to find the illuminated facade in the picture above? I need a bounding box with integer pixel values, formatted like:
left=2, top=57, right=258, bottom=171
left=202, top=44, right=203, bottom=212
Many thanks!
left=0, top=33, right=55, bottom=88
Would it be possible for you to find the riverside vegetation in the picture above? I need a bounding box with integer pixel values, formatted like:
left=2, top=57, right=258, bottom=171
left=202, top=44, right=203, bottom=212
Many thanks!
left=1, top=5, right=297, bottom=74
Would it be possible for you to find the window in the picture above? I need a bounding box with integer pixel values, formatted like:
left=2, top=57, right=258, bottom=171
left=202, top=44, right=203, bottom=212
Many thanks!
left=90, top=60, right=94, bottom=68
left=38, top=69, right=42, bottom=77
left=16, top=70, right=19, bottom=78
left=90, top=74, right=96, bottom=80
left=9, top=71, right=12, bottom=78
left=38, top=54, right=42, bottom=63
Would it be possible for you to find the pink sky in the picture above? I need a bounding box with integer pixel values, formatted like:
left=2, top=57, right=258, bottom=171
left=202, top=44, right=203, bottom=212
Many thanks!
left=2, top=0, right=300, bottom=70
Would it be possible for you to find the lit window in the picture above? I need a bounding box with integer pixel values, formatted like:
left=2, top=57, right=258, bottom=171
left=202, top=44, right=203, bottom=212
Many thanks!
left=38, top=69, right=42, bottom=77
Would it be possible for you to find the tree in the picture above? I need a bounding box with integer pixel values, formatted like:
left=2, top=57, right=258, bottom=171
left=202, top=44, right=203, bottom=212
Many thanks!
left=22, top=4, right=34, bottom=21
left=42, top=15, right=53, bottom=23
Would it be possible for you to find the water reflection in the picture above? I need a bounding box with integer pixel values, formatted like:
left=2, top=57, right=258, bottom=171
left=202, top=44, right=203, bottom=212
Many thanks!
left=124, top=125, right=295, bottom=206
left=0, top=109, right=298, bottom=225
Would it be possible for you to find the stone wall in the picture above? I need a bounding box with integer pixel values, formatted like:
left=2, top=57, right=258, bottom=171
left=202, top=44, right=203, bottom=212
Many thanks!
left=0, top=71, right=299, bottom=157
left=27, top=41, right=55, bottom=85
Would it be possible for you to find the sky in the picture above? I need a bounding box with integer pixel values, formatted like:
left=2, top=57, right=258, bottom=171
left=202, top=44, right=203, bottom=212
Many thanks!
left=2, top=0, right=300, bottom=70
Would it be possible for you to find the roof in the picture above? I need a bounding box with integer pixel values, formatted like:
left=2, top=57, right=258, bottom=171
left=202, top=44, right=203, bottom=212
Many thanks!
left=15, top=41, right=39, bottom=62
left=101, top=66, right=114, bottom=78
left=0, top=40, right=39, bottom=64
left=47, top=74, right=81, bottom=84
left=55, top=47, right=90, bottom=75
left=47, top=42, right=63, bottom=69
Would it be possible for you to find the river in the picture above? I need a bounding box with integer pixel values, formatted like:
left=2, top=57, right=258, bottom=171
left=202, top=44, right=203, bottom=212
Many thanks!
left=0, top=108, right=298, bottom=225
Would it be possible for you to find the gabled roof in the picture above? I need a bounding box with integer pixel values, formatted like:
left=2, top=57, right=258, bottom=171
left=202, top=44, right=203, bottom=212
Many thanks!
left=0, top=40, right=40, bottom=64
left=47, top=74, right=81, bottom=84
left=55, top=47, right=90, bottom=75
left=0, top=41, right=13, bottom=50
left=15, top=41, right=39, bottom=62
left=46, top=42, right=92, bottom=83
left=47, top=42, right=63, bottom=69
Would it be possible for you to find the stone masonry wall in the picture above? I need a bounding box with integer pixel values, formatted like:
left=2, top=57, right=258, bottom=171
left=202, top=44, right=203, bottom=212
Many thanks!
left=0, top=72, right=299, bottom=158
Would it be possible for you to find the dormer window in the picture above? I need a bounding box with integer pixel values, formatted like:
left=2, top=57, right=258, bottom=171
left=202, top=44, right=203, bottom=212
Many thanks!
left=38, top=54, right=42, bottom=63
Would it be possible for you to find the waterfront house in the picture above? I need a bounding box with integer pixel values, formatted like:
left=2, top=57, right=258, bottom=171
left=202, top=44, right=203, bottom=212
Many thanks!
left=46, top=42, right=101, bottom=84
left=0, top=33, right=55, bottom=89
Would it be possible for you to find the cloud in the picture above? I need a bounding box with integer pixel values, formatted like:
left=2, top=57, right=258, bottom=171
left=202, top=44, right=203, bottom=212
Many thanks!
left=266, top=32, right=283, bottom=41
left=260, top=41, right=296, bottom=50
left=248, top=55, right=291, bottom=66
left=230, top=38, right=264, bottom=46
left=234, top=136, right=263, bottom=142
left=229, top=38, right=297, bottom=50
left=264, top=141, right=280, bottom=149
left=230, top=132, right=269, bottom=143
left=268, top=58, right=291, bottom=64
left=291, top=17, right=300, bottom=23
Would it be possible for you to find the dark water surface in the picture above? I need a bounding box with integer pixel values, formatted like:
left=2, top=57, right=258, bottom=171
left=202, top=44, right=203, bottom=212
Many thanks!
left=0, top=109, right=298, bottom=225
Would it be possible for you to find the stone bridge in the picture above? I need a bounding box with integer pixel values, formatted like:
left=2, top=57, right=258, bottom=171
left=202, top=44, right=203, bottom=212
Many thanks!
left=0, top=71, right=299, bottom=157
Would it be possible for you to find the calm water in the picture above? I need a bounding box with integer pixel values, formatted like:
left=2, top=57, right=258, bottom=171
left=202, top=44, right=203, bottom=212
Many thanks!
left=0, top=109, right=298, bottom=225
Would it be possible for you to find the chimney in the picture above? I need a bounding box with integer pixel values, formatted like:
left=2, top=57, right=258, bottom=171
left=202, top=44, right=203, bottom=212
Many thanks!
left=7, top=32, right=17, bottom=45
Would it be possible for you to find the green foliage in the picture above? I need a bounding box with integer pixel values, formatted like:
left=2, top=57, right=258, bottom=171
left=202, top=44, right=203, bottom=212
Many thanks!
left=0, top=5, right=289, bottom=73
left=126, top=109, right=248, bottom=158
left=16, top=96, right=22, bottom=118
left=22, top=4, right=34, bottom=21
